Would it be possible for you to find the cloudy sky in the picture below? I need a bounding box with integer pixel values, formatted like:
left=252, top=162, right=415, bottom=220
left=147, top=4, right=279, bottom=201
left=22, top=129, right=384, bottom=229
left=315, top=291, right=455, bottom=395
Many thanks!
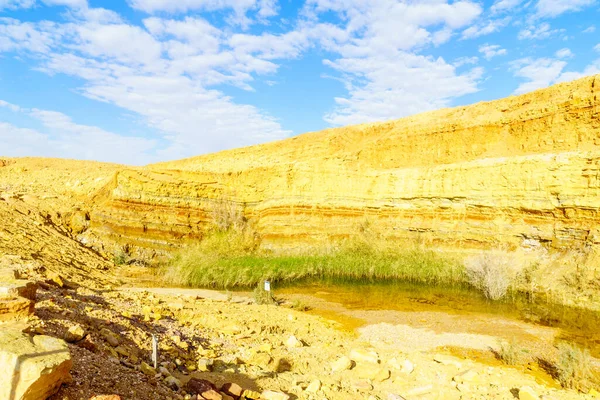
left=0, top=0, right=599, bottom=165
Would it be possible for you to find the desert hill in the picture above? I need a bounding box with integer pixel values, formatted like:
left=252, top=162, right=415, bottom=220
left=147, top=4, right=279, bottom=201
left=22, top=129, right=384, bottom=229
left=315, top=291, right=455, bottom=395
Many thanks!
left=1, top=75, right=599, bottom=256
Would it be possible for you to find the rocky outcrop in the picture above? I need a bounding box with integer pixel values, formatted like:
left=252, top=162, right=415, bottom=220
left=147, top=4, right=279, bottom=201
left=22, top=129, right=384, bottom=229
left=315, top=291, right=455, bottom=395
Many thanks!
left=0, top=268, right=37, bottom=322
left=82, top=75, right=600, bottom=251
left=0, top=327, right=72, bottom=400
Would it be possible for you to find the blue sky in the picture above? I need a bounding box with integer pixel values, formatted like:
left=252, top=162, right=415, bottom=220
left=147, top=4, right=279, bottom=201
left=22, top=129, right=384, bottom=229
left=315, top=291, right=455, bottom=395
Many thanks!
left=0, top=0, right=599, bottom=165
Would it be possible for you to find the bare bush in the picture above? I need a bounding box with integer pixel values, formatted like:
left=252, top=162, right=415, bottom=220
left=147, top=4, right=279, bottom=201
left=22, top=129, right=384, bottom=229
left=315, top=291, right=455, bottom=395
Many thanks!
left=210, top=198, right=246, bottom=232
left=556, top=342, right=592, bottom=391
left=465, top=251, right=521, bottom=300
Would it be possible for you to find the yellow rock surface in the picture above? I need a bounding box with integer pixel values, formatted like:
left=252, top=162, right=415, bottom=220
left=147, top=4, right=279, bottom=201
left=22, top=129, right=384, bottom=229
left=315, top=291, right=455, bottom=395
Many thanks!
left=88, top=75, right=600, bottom=251
left=2, top=75, right=599, bottom=251
left=0, top=327, right=72, bottom=400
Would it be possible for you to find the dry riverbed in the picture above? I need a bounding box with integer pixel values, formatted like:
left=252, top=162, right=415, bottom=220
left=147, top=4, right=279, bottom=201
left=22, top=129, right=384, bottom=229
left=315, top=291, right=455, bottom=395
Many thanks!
left=69, top=284, right=592, bottom=400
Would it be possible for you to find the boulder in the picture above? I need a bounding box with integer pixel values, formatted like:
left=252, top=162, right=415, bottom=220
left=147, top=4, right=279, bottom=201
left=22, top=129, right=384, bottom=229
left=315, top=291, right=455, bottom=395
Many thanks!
left=0, top=327, right=72, bottom=400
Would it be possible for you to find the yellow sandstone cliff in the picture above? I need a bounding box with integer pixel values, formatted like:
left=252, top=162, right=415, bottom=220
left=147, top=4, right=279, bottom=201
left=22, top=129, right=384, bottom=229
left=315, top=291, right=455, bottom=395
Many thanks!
left=2, top=75, right=600, bottom=253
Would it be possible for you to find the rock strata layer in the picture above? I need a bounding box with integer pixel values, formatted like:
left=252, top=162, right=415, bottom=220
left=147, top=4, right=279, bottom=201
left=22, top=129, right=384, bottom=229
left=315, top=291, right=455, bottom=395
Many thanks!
left=2, top=76, right=600, bottom=252
left=80, top=76, right=600, bottom=251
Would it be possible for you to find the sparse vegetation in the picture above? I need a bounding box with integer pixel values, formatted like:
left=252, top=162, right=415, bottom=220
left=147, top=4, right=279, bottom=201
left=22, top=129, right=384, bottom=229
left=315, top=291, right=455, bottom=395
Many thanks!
left=496, top=338, right=528, bottom=365
left=253, top=282, right=277, bottom=305
left=464, top=250, right=522, bottom=300
left=113, top=246, right=130, bottom=266
left=210, top=197, right=246, bottom=232
left=289, top=300, right=311, bottom=311
left=556, top=342, right=592, bottom=391
left=162, top=229, right=464, bottom=289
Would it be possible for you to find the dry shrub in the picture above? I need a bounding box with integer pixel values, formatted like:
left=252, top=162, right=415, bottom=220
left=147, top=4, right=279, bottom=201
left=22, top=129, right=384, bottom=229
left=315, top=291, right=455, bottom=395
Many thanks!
left=210, top=198, right=246, bottom=232
left=496, top=338, right=528, bottom=365
left=465, top=250, right=522, bottom=300
left=556, top=342, right=592, bottom=391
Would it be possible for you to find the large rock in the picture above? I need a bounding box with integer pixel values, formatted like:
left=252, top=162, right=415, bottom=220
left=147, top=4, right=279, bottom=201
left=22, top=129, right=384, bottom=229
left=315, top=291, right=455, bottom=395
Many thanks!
left=0, top=297, right=34, bottom=322
left=0, top=270, right=37, bottom=322
left=0, top=327, right=72, bottom=400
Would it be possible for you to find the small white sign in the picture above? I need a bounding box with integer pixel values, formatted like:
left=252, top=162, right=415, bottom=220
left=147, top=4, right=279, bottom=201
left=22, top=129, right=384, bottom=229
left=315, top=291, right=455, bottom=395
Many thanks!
left=264, top=281, right=271, bottom=292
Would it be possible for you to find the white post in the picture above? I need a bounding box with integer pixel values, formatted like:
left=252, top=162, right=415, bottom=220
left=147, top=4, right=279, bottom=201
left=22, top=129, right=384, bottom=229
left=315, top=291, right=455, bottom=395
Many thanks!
left=152, top=334, right=158, bottom=369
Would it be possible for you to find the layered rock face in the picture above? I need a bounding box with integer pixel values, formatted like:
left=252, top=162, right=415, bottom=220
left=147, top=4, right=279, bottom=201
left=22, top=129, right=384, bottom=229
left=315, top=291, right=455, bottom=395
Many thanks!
left=85, top=75, right=600, bottom=251
left=3, top=76, right=598, bottom=253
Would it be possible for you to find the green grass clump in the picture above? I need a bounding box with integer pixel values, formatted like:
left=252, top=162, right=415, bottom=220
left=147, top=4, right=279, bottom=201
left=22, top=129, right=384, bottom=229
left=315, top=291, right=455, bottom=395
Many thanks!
left=556, top=342, right=592, bottom=391
left=162, top=230, right=464, bottom=289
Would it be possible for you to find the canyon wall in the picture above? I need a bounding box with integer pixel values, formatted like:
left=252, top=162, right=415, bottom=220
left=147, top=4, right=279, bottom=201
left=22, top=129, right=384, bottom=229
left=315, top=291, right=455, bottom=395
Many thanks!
left=80, top=75, right=600, bottom=251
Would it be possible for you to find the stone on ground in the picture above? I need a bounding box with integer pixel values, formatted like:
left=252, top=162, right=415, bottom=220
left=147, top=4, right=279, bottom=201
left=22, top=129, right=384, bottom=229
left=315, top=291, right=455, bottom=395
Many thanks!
left=64, top=324, right=86, bottom=343
left=349, top=348, right=379, bottom=364
left=331, top=356, right=353, bottom=372
left=285, top=335, right=303, bottom=348
left=305, top=379, right=321, bottom=393
left=221, top=382, right=244, bottom=397
left=519, top=386, right=539, bottom=400
left=185, top=378, right=218, bottom=396
left=0, top=327, right=72, bottom=400
left=260, top=390, right=290, bottom=400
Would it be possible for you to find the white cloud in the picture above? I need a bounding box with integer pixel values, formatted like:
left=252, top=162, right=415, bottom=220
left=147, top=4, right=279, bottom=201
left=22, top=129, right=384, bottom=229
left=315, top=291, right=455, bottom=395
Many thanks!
left=129, top=0, right=277, bottom=27
left=0, top=13, right=297, bottom=160
left=323, top=54, right=483, bottom=126
left=479, top=44, right=507, bottom=60
left=0, top=99, right=22, bottom=112
left=555, top=48, right=573, bottom=58
left=535, top=0, right=596, bottom=18
left=72, top=7, right=123, bottom=23
left=595, top=43, right=600, bottom=53
left=73, top=23, right=163, bottom=65
left=518, top=22, right=560, bottom=40
left=511, top=57, right=567, bottom=94
left=461, top=18, right=510, bottom=39
left=42, top=0, right=87, bottom=7
left=453, top=56, right=479, bottom=67
left=491, top=0, right=523, bottom=13
left=555, top=60, right=600, bottom=83
left=0, top=101, right=158, bottom=165
left=0, top=0, right=35, bottom=10
left=304, top=0, right=483, bottom=125
left=0, top=18, right=58, bottom=53
left=583, top=26, right=596, bottom=33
